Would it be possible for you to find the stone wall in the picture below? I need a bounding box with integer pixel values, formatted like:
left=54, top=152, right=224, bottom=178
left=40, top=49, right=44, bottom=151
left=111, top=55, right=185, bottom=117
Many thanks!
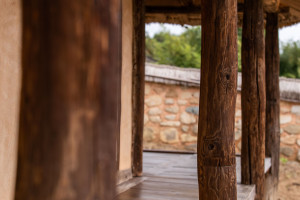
left=143, top=81, right=300, bottom=162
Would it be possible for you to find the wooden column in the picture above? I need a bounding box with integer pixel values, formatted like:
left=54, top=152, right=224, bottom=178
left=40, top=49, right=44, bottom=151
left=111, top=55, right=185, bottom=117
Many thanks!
left=241, top=0, right=266, bottom=199
left=265, top=11, right=280, bottom=190
left=198, top=0, right=238, bottom=199
left=132, top=0, right=145, bottom=177
left=15, top=0, right=121, bottom=199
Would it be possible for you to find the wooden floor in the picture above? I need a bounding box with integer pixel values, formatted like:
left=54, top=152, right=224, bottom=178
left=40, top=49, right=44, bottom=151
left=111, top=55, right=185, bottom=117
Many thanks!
left=116, top=152, right=271, bottom=200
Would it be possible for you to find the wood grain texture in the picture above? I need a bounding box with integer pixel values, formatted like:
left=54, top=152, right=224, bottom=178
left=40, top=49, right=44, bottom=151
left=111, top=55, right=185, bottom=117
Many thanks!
left=15, top=0, right=121, bottom=199
left=132, top=0, right=146, bottom=177
left=117, top=153, right=258, bottom=200
left=198, top=0, right=238, bottom=199
left=265, top=12, right=280, bottom=197
left=241, top=0, right=266, bottom=199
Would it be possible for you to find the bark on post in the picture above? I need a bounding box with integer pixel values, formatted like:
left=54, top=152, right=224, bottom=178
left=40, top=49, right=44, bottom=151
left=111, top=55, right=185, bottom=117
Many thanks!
left=132, top=0, right=145, bottom=177
left=198, top=0, right=238, bottom=199
left=241, top=0, right=266, bottom=199
left=265, top=12, right=280, bottom=195
left=15, top=0, right=121, bottom=199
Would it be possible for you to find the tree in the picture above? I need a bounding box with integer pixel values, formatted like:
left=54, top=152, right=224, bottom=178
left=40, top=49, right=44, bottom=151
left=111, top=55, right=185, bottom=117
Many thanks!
left=146, top=25, right=300, bottom=79
left=280, top=41, right=300, bottom=78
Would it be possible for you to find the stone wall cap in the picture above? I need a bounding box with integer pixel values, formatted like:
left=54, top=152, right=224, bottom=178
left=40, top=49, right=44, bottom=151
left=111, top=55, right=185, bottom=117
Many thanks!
left=145, top=63, right=300, bottom=103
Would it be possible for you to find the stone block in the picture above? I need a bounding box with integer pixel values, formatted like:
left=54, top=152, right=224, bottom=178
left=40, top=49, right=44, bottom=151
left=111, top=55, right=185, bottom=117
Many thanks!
left=144, top=84, right=151, bottom=95
left=181, top=125, right=189, bottom=132
left=160, top=128, right=179, bottom=143
left=186, top=106, right=199, bottom=115
left=145, top=95, right=162, bottom=107
left=165, top=98, right=174, bottom=105
left=150, top=116, right=161, bottom=123
left=283, top=125, right=300, bottom=135
left=189, top=98, right=199, bottom=104
left=148, top=107, right=162, bottom=115
left=192, top=124, right=198, bottom=135
left=165, top=106, right=179, bottom=114
left=180, top=91, right=193, bottom=99
left=165, top=89, right=178, bottom=98
left=297, top=139, right=300, bottom=147
left=297, top=150, right=300, bottom=162
left=144, top=114, right=149, bottom=124
left=160, top=121, right=181, bottom=127
left=280, top=146, right=295, bottom=157
left=280, top=115, right=292, bottom=124
left=180, top=112, right=196, bottom=124
left=181, top=134, right=197, bottom=143
left=280, top=136, right=296, bottom=145
left=165, top=115, right=176, bottom=121
left=178, top=99, right=188, bottom=105
left=154, top=87, right=164, bottom=94
left=144, top=127, right=155, bottom=142
left=193, top=92, right=200, bottom=98
left=291, top=105, right=300, bottom=115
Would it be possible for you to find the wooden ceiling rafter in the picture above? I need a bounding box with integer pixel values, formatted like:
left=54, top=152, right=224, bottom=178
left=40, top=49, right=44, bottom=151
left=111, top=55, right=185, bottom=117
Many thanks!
left=145, top=0, right=300, bottom=27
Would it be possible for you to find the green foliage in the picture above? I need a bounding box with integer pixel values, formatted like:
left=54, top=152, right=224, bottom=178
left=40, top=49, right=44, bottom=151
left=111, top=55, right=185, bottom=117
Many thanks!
left=146, top=25, right=300, bottom=79
left=280, top=41, right=300, bottom=78
left=280, top=157, right=288, bottom=164
left=146, top=26, right=201, bottom=68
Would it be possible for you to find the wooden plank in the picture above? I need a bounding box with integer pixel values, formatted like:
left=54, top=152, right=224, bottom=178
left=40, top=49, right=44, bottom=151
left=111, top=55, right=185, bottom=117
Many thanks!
left=132, top=0, right=146, bottom=177
left=15, top=0, right=121, bottom=199
left=241, top=0, right=266, bottom=200
left=116, top=153, right=257, bottom=200
left=198, top=0, right=238, bottom=199
left=265, top=12, right=280, bottom=199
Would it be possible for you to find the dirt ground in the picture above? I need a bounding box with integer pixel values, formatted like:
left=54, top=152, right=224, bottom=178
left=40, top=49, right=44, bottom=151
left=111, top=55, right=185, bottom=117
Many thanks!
left=277, top=161, right=300, bottom=200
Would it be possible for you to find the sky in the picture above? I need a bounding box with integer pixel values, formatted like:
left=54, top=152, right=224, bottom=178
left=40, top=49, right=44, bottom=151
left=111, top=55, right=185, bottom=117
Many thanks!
left=146, top=23, right=300, bottom=43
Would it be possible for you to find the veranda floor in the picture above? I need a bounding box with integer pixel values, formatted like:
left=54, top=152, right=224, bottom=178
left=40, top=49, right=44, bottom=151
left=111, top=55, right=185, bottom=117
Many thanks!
left=116, top=152, right=271, bottom=200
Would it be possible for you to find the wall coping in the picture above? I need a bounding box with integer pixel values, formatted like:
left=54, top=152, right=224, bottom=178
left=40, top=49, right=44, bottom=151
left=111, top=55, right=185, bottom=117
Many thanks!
left=145, top=63, right=300, bottom=103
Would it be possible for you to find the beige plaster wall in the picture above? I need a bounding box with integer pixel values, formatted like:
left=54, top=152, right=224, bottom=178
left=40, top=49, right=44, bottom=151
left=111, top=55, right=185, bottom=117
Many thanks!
left=0, top=0, right=21, bottom=199
left=119, top=0, right=133, bottom=171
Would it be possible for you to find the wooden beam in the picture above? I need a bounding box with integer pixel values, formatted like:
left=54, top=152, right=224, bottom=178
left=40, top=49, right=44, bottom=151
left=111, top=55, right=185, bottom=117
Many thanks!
left=264, top=0, right=280, bottom=13
left=198, top=0, right=238, bottom=199
left=241, top=0, right=266, bottom=199
left=15, top=0, right=121, bottom=199
left=145, top=3, right=244, bottom=14
left=265, top=12, right=280, bottom=198
left=132, top=0, right=146, bottom=177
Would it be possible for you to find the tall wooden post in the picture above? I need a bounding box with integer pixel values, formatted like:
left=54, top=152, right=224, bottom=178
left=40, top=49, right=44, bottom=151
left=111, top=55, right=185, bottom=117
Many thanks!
left=265, top=12, right=280, bottom=197
left=241, top=0, right=266, bottom=199
left=15, top=0, right=121, bottom=199
left=198, top=0, right=238, bottom=199
left=132, top=0, right=145, bottom=177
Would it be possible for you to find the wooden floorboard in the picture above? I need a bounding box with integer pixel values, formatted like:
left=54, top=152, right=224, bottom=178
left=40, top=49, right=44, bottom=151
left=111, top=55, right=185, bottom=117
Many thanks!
left=116, top=152, right=271, bottom=200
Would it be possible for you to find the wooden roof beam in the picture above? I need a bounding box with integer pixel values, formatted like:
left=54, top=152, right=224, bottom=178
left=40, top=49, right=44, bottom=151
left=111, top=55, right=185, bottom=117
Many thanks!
left=264, top=0, right=280, bottom=13
left=146, top=3, right=244, bottom=15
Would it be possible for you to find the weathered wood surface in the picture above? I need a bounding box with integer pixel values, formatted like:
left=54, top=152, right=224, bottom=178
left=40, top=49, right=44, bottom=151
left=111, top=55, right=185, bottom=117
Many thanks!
left=15, top=0, right=121, bottom=199
left=241, top=0, right=266, bottom=200
left=264, top=0, right=280, bottom=12
left=132, top=0, right=146, bottom=177
left=116, top=152, right=270, bottom=200
left=198, top=0, right=238, bottom=199
left=265, top=12, right=280, bottom=199
left=145, top=0, right=300, bottom=27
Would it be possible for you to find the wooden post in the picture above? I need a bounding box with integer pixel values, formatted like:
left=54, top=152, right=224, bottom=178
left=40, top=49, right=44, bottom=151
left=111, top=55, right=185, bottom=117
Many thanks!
left=15, top=0, right=121, bottom=199
left=265, top=12, right=280, bottom=196
left=241, top=0, right=266, bottom=199
left=198, top=0, right=238, bottom=199
left=132, top=0, right=145, bottom=177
